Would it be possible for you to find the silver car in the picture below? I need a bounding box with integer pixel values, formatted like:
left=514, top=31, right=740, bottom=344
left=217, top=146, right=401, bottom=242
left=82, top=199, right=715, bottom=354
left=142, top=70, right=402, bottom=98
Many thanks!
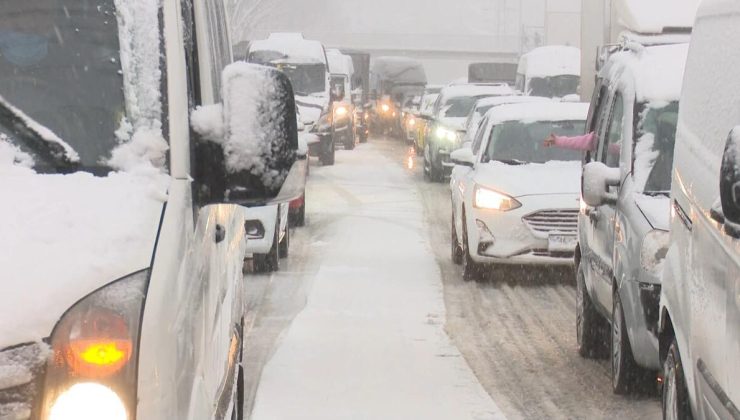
left=576, top=42, right=688, bottom=394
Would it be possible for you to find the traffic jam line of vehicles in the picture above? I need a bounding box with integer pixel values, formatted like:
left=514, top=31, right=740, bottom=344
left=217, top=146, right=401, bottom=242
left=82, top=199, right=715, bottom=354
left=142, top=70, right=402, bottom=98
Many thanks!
left=2, top=0, right=740, bottom=418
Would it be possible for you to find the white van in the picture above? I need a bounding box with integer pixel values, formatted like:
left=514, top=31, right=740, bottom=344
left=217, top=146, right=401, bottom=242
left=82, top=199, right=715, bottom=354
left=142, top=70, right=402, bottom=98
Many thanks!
left=659, top=0, right=740, bottom=418
left=327, top=48, right=356, bottom=150
left=0, top=0, right=302, bottom=419
left=516, top=46, right=581, bottom=98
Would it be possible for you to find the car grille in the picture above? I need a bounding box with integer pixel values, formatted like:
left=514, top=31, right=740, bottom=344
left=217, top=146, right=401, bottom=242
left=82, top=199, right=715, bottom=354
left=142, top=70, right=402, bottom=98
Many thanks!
left=0, top=343, right=48, bottom=420
left=522, top=209, right=579, bottom=238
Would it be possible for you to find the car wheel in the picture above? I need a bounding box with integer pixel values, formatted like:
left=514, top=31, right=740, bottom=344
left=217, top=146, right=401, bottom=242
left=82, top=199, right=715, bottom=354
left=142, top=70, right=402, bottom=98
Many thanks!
left=663, top=339, right=693, bottom=420
left=320, top=138, right=335, bottom=166
left=576, top=264, right=608, bottom=358
left=345, top=129, right=355, bottom=150
left=462, top=210, right=485, bottom=281
left=451, top=211, right=463, bottom=265
left=291, top=197, right=306, bottom=228
left=279, top=224, right=290, bottom=258
left=612, top=291, right=648, bottom=394
left=253, top=225, right=280, bottom=273
left=231, top=364, right=245, bottom=420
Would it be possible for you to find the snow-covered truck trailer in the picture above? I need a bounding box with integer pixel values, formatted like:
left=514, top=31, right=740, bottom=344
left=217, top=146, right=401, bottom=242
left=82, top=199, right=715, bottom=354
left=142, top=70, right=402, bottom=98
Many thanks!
left=580, top=0, right=700, bottom=101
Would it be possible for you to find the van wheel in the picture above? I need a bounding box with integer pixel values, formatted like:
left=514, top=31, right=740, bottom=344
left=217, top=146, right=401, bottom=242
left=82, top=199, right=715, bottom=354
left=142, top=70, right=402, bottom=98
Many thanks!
left=612, top=291, right=649, bottom=394
left=576, top=264, right=608, bottom=358
left=254, top=226, right=279, bottom=273
left=663, top=339, right=693, bottom=420
left=462, top=211, right=485, bottom=281
left=344, top=129, right=355, bottom=150
left=279, top=225, right=290, bottom=258
left=451, top=212, right=463, bottom=265
left=320, top=138, right=335, bottom=166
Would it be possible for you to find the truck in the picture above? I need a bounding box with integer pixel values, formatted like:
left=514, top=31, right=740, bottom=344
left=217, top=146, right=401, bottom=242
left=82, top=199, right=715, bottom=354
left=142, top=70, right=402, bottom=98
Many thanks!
left=515, top=45, right=581, bottom=98
left=247, top=33, right=338, bottom=165
left=580, top=0, right=700, bottom=101
left=341, top=50, right=371, bottom=143
left=369, top=56, right=427, bottom=138
left=468, top=62, right=518, bottom=85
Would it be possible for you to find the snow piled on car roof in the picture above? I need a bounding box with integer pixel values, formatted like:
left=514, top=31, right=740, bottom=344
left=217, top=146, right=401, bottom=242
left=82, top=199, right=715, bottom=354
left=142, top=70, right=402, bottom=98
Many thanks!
left=249, top=33, right=327, bottom=65
left=606, top=43, right=689, bottom=102
left=486, top=102, right=589, bottom=125
left=518, top=46, right=581, bottom=78
left=618, top=0, right=700, bottom=33
left=440, top=84, right=515, bottom=99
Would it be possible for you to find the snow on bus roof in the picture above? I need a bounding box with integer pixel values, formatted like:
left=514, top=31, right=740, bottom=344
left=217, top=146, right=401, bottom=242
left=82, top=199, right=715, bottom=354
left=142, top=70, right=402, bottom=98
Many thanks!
left=617, top=0, right=700, bottom=34
left=249, top=33, right=326, bottom=65
left=486, top=102, right=589, bottom=125
left=603, top=42, right=689, bottom=102
left=518, top=46, right=581, bottom=78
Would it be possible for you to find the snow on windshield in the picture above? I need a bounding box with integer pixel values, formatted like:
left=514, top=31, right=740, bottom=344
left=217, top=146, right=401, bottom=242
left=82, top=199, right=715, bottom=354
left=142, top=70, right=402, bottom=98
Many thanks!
left=107, top=0, right=168, bottom=172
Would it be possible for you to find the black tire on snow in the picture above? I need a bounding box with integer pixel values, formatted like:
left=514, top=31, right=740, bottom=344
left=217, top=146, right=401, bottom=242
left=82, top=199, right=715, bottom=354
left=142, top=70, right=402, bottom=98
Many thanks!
left=662, top=339, right=693, bottom=420
left=320, top=137, right=335, bottom=166
left=451, top=211, right=463, bottom=265
left=462, top=211, right=485, bottom=281
left=253, top=225, right=280, bottom=273
left=279, top=223, right=290, bottom=258
left=345, top=129, right=355, bottom=150
left=612, top=291, right=650, bottom=394
left=576, top=263, right=609, bottom=358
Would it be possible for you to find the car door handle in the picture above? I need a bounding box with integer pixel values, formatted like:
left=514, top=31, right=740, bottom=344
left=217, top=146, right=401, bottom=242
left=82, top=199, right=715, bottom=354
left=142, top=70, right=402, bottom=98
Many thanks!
left=215, top=224, right=226, bottom=244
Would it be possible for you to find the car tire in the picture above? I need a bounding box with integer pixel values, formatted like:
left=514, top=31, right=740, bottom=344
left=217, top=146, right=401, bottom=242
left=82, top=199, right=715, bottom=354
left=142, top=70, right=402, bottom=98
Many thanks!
left=576, top=263, right=608, bottom=358
left=291, top=197, right=306, bottom=228
left=663, top=339, right=693, bottom=420
left=320, top=138, right=335, bottom=166
left=253, top=225, right=279, bottom=273
left=344, top=129, right=355, bottom=150
left=231, top=364, right=245, bottom=420
left=279, top=224, right=290, bottom=258
left=462, top=210, right=485, bottom=281
left=451, top=212, right=463, bottom=265
left=612, top=291, right=649, bottom=394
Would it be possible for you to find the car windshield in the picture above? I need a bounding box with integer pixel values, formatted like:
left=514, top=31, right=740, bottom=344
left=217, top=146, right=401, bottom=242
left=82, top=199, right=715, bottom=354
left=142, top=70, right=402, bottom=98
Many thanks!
left=633, top=101, right=679, bottom=193
left=484, top=120, right=585, bottom=164
left=275, top=62, right=327, bottom=95
left=440, top=95, right=489, bottom=118
left=529, top=75, right=579, bottom=98
left=0, top=0, right=125, bottom=172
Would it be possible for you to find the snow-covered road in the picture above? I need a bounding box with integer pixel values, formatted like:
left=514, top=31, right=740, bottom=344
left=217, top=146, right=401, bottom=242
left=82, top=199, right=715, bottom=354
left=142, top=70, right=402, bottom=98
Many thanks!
left=248, top=140, right=504, bottom=419
left=242, top=137, right=661, bottom=419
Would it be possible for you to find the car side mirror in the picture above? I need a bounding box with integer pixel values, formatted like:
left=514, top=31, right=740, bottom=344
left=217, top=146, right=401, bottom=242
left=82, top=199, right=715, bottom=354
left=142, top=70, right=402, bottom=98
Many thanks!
left=720, top=128, right=740, bottom=232
left=191, top=63, right=305, bottom=206
left=450, top=147, right=475, bottom=168
left=582, top=162, right=620, bottom=207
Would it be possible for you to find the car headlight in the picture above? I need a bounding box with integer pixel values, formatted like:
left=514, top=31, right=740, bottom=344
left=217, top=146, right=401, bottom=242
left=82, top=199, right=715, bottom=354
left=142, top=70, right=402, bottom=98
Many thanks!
left=474, top=185, right=522, bottom=211
left=408, top=117, right=416, bottom=127
left=435, top=126, right=458, bottom=143
left=334, top=105, right=348, bottom=117
left=41, top=270, right=149, bottom=420
left=381, top=104, right=390, bottom=113
left=640, top=230, right=670, bottom=274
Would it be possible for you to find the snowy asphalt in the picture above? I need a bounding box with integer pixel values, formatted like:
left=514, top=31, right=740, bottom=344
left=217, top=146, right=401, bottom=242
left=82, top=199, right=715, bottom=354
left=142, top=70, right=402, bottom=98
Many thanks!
left=241, top=137, right=661, bottom=419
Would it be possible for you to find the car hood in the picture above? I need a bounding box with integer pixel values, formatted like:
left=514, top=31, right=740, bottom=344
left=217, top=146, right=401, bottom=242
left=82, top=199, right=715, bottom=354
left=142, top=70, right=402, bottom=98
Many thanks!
left=474, top=160, right=581, bottom=197
left=634, top=194, right=670, bottom=231
left=438, top=117, right=468, bottom=131
left=0, top=167, right=170, bottom=349
left=295, top=94, right=329, bottom=126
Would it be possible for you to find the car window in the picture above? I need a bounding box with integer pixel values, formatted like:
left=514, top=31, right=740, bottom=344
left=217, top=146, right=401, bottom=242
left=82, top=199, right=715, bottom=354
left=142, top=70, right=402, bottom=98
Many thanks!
left=205, top=0, right=232, bottom=101
left=483, top=120, right=585, bottom=164
left=471, top=116, right=489, bottom=155
left=601, top=92, right=624, bottom=168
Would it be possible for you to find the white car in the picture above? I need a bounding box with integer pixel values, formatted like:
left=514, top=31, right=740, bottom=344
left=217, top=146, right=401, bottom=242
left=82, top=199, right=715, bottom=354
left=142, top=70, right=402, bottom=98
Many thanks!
left=0, top=1, right=302, bottom=419
left=244, top=203, right=290, bottom=272
left=461, top=95, right=549, bottom=146
left=449, top=102, right=589, bottom=281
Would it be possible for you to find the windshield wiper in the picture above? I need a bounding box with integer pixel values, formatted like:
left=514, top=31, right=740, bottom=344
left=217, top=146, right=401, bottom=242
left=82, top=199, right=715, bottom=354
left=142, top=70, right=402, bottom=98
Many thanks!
left=0, top=97, right=79, bottom=172
left=494, top=158, right=527, bottom=166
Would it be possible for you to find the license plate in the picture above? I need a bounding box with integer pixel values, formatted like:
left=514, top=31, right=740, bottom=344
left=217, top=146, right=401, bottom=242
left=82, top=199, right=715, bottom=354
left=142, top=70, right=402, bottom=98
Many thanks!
left=548, top=234, right=577, bottom=252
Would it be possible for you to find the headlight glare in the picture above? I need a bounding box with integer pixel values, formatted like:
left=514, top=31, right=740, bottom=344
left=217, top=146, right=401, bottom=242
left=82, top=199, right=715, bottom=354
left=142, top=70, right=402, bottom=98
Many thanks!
left=41, top=270, right=148, bottom=419
left=381, top=104, right=390, bottom=113
left=474, top=186, right=521, bottom=211
left=49, top=382, right=127, bottom=420
left=335, top=105, right=348, bottom=117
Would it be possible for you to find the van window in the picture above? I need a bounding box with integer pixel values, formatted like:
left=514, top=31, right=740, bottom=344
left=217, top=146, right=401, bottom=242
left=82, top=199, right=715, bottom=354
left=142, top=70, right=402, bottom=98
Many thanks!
left=471, top=117, right=489, bottom=155
left=602, top=93, right=624, bottom=168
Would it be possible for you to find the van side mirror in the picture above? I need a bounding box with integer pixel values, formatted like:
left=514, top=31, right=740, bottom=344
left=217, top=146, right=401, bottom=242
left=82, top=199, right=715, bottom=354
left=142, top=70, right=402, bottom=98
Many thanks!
left=720, top=128, right=740, bottom=231
left=191, top=63, right=305, bottom=206
left=582, top=162, right=620, bottom=207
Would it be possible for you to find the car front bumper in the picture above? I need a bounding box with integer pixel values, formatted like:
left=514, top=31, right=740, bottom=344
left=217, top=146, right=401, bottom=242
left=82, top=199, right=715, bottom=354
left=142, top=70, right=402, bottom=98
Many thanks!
left=467, top=194, right=580, bottom=266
